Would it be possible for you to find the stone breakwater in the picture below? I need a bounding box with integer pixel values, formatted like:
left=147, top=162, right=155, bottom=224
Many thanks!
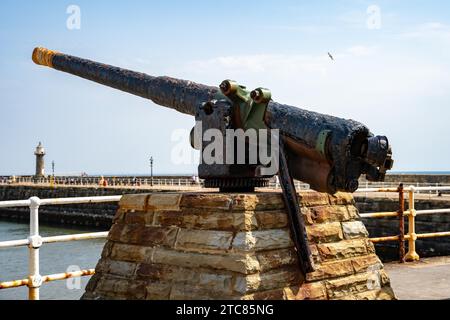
left=360, top=174, right=450, bottom=184
left=82, top=192, right=395, bottom=300
left=0, top=185, right=151, bottom=228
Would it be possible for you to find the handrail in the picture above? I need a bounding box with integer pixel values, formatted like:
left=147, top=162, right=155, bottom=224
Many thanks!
left=3, top=175, right=450, bottom=192
left=357, top=184, right=450, bottom=263
left=0, top=195, right=122, bottom=300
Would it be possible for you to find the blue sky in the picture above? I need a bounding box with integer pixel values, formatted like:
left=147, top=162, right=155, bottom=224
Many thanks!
left=1, top=0, right=449, bottom=175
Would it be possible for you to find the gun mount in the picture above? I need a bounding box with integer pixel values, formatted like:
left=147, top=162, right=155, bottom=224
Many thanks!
left=32, top=47, right=394, bottom=274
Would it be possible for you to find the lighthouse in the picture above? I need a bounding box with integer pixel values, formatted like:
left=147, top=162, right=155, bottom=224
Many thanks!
left=34, top=142, right=46, bottom=177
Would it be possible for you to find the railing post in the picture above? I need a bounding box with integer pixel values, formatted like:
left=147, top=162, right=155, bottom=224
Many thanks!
left=398, top=184, right=406, bottom=263
left=405, top=186, right=420, bottom=262
left=28, top=197, right=43, bottom=300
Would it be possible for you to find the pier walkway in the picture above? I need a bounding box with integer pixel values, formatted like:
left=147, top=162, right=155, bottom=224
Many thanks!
left=386, top=256, right=450, bottom=300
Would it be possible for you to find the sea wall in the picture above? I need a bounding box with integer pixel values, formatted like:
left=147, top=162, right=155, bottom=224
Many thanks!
left=360, top=174, right=450, bottom=184
left=0, top=185, right=150, bottom=228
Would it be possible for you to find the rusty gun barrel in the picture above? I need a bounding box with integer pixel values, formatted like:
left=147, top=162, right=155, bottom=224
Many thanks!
left=32, top=47, right=217, bottom=116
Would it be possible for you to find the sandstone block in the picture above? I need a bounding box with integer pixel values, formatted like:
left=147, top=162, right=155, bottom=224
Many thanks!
left=96, top=276, right=147, bottom=299
left=351, top=255, right=383, bottom=274
left=95, top=258, right=138, bottom=277
left=101, top=242, right=114, bottom=258
left=255, top=211, right=288, bottom=229
left=119, top=225, right=178, bottom=248
left=234, top=267, right=302, bottom=294
left=173, top=212, right=257, bottom=231
left=108, top=223, right=125, bottom=242
left=137, top=264, right=233, bottom=294
left=305, top=205, right=356, bottom=224
left=317, top=239, right=368, bottom=261
left=306, top=259, right=354, bottom=282
left=169, top=283, right=236, bottom=300
left=256, top=248, right=297, bottom=272
left=148, top=194, right=182, bottom=211
left=242, top=288, right=285, bottom=300
left=180, top=194, right=232, bottom=210
left=232, top=194, right=258, bottom=211
left=146, top=281, right=172, bottom=300
left=84, top=274, right=100, bottom=294
left=232, top=229, right=293, bottom=252
left=125, top=211, right=155, bottom=225
left=325, top=272, right=381, bottom=299
left=153, top=211, right=183, bottom=227
left=283, top=282, right=328, bottom=300
left=299, top=192, right=330, bottom=207
left=254, top=194, right=285, bottom=211
left=328, top=192, right=355, bottom=205
left=112, top=208, right=126, bottom=223
left=309, top=244, right=322, bottom=264
left=119, top=194, right=150, bottom=211
left=342, top=221, right=369, bottom=240
left=175, top=229, right=234, bottom=252
left=335, top=286, right=396, bottom=300
left=152, top=248, right=260, bottom=274
left=306, top=222, right=343, bottom=243
left=110, top=243, right=154, bottom=263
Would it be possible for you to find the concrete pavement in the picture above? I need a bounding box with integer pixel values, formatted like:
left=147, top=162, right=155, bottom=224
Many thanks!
left=385, top=256, right=450, bottom=300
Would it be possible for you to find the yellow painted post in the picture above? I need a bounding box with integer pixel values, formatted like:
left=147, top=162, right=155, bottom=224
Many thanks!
left=405, top=186, right=420, bottom=262
left=398, top=184, right=405, bottom=263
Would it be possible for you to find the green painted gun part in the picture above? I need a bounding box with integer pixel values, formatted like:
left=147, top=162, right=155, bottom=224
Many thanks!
left=316, top=130, right=332, bottom=158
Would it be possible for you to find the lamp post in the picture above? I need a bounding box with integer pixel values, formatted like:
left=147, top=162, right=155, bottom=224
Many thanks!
left=50, top=161, right=55, bottom=188
left=150, top=157, right=154, bottom=186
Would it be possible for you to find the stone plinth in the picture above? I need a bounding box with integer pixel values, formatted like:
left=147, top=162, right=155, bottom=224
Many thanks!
left=82, top=192, right=396, bottom=300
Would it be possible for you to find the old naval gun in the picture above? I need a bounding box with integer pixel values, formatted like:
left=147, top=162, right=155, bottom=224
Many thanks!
left=32, top=47, right=394, bottom=274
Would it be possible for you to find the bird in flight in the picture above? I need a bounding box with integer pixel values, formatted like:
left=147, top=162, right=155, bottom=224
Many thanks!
left=328, top=52, right=334, bottom=61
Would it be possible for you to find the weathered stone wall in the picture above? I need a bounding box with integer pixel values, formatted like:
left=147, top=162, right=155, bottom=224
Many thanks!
left=83, top=192, right=395, bottom=300
left=360, top=174, right=450, bottom=184
left=355, top=196, right=450, bottom=261
left=0, top=185, right=150, bottom=228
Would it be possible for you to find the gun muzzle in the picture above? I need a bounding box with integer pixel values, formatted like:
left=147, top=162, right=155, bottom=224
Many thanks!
left=32, top=47, right=58, bottom=68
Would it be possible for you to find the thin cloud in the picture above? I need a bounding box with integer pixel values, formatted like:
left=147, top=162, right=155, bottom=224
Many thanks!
left=398, top=22, right=450, bottom=41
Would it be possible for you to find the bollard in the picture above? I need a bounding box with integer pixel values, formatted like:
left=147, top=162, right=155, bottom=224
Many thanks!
left=405, top=186, right=420, bottom=261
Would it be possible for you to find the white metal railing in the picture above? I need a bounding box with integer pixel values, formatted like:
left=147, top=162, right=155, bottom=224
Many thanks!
left=2, top=175, right=450, bottom=194
left=0, top=176, right=204, bottom=188
left=356, top=185, right=450, bottom=263
left=0, top=195, right=121, bottom=300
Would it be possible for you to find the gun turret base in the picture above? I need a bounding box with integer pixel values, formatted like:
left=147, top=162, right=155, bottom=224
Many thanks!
left=203, top=177, right=269, bottom=193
